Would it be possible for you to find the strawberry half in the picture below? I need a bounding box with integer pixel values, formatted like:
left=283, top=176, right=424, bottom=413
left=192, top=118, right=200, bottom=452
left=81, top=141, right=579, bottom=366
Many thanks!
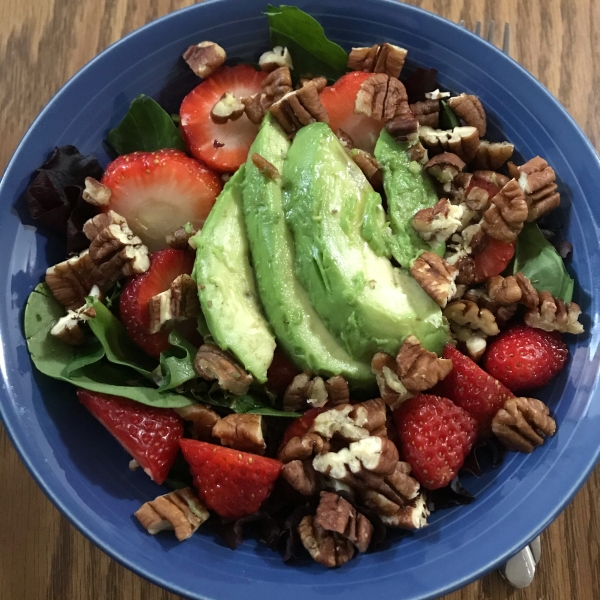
left=434, top=344, right=514, bottom=433
left=101, top=148, right=222, bottom=252
left=77, top=390, right=184, bottom=485
left=473, top=237, right=515, bottom=283
left=180, top=65, right=267, bottom=173
left=319, top=71, right=384, bottom=153
left=483, top=324, right=568, bottom=392
left=394, top=394, right=478, bottom=490
left=180, top=439, right=283, bottom=519
left=119, top=248, right=195, bottom=358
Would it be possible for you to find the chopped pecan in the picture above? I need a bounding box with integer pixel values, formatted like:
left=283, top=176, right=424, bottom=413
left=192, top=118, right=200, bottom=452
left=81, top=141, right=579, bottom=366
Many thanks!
left=194, top=344, right=253, bottom=395
left=269, top=81, right=329, bottom=134
left=371, top=352, right=412, bottom=409
left=444, top=299, right=500, bottom=337
left=336, top=128, right=355, bottom=150
left=278, top=432, right=330, bottom=463
left=310, top=399, right=387, bottom=442
left=514, top=156, right=561, bottom=221
left=283, top=373, right=350, bottom=410
left=299, top=76, right=328, bottom=92
left=306, top=377, right=329, bottom=408
left=524, top=291, right=584, bottom=334
left=251, top=153, right=280, bottom=179
left=462, top=287, right=518, bottom=329
left=410, top=99, right=440, bottom=128
left=347, top=43, right=407, bottom=78
left=492, top=397, right=556, bottom=453
left=486, top=275, right=522, bottom=305
left=412, top=198, right=464, bottom=244
left=174, top=404, right=221, bottom=441
left=212, top=413, right=266, bottom=454
left=210, top=92, right=245, bottom=124
left=464, top=334, right=488, bottom=362
left=425, top=89, right=450, bottom=100
left=45, top=251, right=100, bottom=310
left=410, top=251, right=458, bottom=308
left=242, top=67, right=293, bottom=124
left=82, top=210, right=126, bottom=240
left=82, top=177, right=111, bottom=207
left=50, top=294, right=98, bottom=345
left=447, top=93, right=486, bottom=136
left=380, top=493, right=429, bottom=529
left=148, top=274, right=200, bottom=334
left=166, top=223, right=197, bottom=250
left=283, top=373, right=312, bottom=412
left=298, top=515, right=354, bottom=568
left=134, top=487, right=209, bottom=541
left=406, top=139, right=429, bottom=163
left=424, top=152, right=465, bottom=185
left=182, top=41, right=226, bottom=79
left=396, top=335, right=453, bottom=392
left=281, top=459, right=319, bottom=495
left=514, top=272, right=539, bottom=309
left=454, top=255, right=476, bottom=286
left=385, top=115, right=419, bottom=142
left=355, top=74, right=411, bottom=122
left=418, top=125, right=480, bottom=163
left=324, top=375, right=350, bottom=407
left=471, top=141, right=514, bottom=170
left=481, top=178, right=528, bottom=242
left=350, top=149, right=383, bottom=189
left=258, top=46, right=293, bottom=72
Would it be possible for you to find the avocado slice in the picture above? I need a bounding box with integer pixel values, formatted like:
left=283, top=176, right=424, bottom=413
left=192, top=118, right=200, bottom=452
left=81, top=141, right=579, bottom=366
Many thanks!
left=242, top=115, right=373, bottom=385
left=282, top=123, right=448, bottom=360
left=192, top=165, right=276, bottom=383
left=374, top=129, right=444, bottom=268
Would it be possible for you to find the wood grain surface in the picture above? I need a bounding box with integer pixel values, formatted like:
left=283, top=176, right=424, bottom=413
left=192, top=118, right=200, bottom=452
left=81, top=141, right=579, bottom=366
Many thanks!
left=1, top=0, right=599, bottom=599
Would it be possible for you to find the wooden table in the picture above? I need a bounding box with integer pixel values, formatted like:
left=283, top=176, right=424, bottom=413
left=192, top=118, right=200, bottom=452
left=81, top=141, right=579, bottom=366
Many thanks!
left=1, top=0, right=599, bottom=598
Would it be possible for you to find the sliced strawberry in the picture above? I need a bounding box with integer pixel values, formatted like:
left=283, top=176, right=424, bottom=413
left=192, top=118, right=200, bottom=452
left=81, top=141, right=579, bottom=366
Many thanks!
left=434, top=344, right=514, bottom=433
left=320, top=71, right=385, bottom=153
left=180, top=65, right=267, bottom=173
left=77, top=390, right=184, bottom=485
left=266, top=348, right=302, bottom=395
left=278, top=406, right=327, bottom=453
left=466, top=176, right=502, bottom=200
left=101, top=148, right=221, bottom=252
left=473, top=237, right=516, bottom=283
left=120, top=248, right=195, bottom=358
left=180, top=439, right=283, bottom=519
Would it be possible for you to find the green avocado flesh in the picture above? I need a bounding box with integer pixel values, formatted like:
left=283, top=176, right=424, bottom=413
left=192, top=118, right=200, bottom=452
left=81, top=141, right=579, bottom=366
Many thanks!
left=282, top=123, right=448, bottom=360
left=242, top=115, right=373, bottom=385
left=192, top=166, right=276, bottom=383
left=374, top=130, right=444, bottom=268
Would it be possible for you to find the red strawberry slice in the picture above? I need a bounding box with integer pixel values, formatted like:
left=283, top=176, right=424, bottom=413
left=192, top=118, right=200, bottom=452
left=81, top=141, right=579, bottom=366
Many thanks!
left=484, top=324, right=568, bottom=392
left=394, top=394, right=478, bottom=490
left=278, top=406, right=327, bottom=453
left=473, top=237, right=516, bottom=283
left=120, top=248, right=195, bottom=358
left=180, top=65, right=267, bottom=173
left=101, top=148, right=222, bottom=252
left=180, top=439, right=283, bottom=519
left=434, top=344, right=514, bottom=433
left=320, top=71, right=385, bottom=154
left=77, top=390, right=184, bottom=485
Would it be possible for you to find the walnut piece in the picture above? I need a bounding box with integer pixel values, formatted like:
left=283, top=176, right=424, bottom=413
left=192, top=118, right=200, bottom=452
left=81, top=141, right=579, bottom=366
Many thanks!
left=134, top=487, right=209, bottom=541
left=347, top=43, right=407, bottom=78
left=492, top=397, right=556, bottom=453
left=298, top=515, right=354, bottom=568
left=396, top=334, right=453, bottom=392
left=212, top=413, right=266, bottom=454
left=251, top=153, right=281, bottom=180
left=514, top=156, right=561, bottom=221
left=174, top=404, right=221, bottom=441
left=194, top=344, right=253, bottom=395
left=418, top=126, right=480, bottom=163
left=471, top=140, right=514, bottom=170
left=413, top=198, right=464, bottom=244
left=269, top=80, right=329, bottom=134
left=210, top=92, right=245, bottom=124
left=50, top=290, right=98, bottom=345
left=355, top=74, right=411, bottom=122
left=148, top=274, right=200, bottom=334
left=481, top=178, right=528, bottom=242
left=410, top=251, right=458, bottom=308
left=242, top=67, right=293, bottom=124
left=258, top=46, right=293, bottom=72
left=350, top=149, right=383, bottom=189
left=281, top=459, right=319, bottom=495
left=82, top=177, right=111, bottom=206
left=524, top=291, right=584, bottom=334
left=371, top=352, right=412, bottom=409
left=182, top=41, right=226, bottom=78
left=410, top=99, right=440, bottom=128
left=447, top=93, right=486, bottom=136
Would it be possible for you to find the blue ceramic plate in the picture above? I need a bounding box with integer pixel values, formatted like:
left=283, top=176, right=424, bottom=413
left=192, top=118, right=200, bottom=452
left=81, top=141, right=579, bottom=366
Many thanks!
left=1, top=1, right=599, bottom=598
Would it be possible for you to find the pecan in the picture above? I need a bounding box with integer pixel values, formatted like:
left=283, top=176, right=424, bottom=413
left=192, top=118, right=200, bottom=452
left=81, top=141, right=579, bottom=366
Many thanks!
left=194, top=344, right=253, bottom=395
left=310, top=400, right=387, bottom=442
left=444, top=299, right=500, bottom=337
left=281, top=459, right=319, bottom=495
left=82, top=210, right=126, bottom=240
left=412, top=198, right=464, bottom=244
left=336, top=129, right=355, bottom=150
left=148, top=274, right=200, bottom=334
left=355, top=74, right=411, bottom=122
left=350, top=399, right=388, bottom=437
left=45, top=251, right=101, bottom=310
left=492, top=397, right=556, bottom=453
left=471, top=141, right=515, bottom=170
left=283, top=373, right=350, bottom=410
left=524, top=291, right=584, bottom=334
left=424, top=152, right=466, bottom=185
left=380, top=494, right=429, bottom=529
left=347, top=43, right=407, bottom=78
left=82, top=177, right=111, bottom=206
left=278, top=432, right=330, bottom=463
left=251, top=153, right=280, bottom=180
left=514, top=156, right=561, bottom=221
left=472, top=169, right=511, bottom=189
left=371, top=352, right=412, bottom=409
left=166, top=223, right=197, bottom=250
left=305, top=377, right=329, bottom=408
left=486, top=275, right=522, bottom=305
left=299, top=76, right=328, bottom=92
left=514, top=272, right=539, bottom=309
left=410, top=251, right=458, bottom=308
left=410, top=99, right=440, bottom=127
left=269, top=81, right=329, bottom=134
left=454, top=255, right=476, bottom=286
left=418, top=126, right=480, bottom=163
left=242, top=67, right=293, bottom=124
left=258, top=46, right=293, bottom=72
left=174, top=404, right=221, bottom=441
left=447, top=93, right=486, bottom=136
left=324, top=375, right=350, bottom=407
left=385, top=115, right=419, bottom=142
left=182, top=41, right=226, bottom=78
left=463, top=287, right=518, bottom=329
left=49, top=294, right=98, bottom=345
left=350, top=149, right=383, bottom=189
left=134, top=488, right=209, bottom=541
left=315, top=492, right=373, bottom=553
left=395, top=335, right=453, bottom=392
left=298, top=515, right=354, bottom=568
left=481, top=178, right=528, bottom=242
left=210, top=92, right=245, bottom=124
left=406, top=139, right=428, bottom=163
left=283, top=373, right=312, bottom=412
left=212, top=413, right=266, bottom=454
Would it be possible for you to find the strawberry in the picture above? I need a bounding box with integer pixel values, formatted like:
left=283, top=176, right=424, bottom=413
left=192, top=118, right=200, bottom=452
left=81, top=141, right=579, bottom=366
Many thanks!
left=466, top=175, right=502, bottom=200
left=77, top=390, right=183, bottom=485
left=179, top=439, right=283, bottom=519
left=394, top=394, right=478, bottom=490
left=319, top=71, right=384, bottom=153
left=101, top=148, right=221, bottom=252
left=473, top=237, right=516, bottom=283
left=483, top=324, right=568, bottom=392
left=434, top=344, right=514, bottom=433
left=278, top=406, right=327, bottom=452
left=119, top=248, right=195, bottom=358
left=180, top=65, right=267, bottom=173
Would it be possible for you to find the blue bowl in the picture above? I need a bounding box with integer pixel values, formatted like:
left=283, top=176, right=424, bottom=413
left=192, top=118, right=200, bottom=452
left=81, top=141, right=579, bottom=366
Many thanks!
left=1, top=1, right=599, bottom=598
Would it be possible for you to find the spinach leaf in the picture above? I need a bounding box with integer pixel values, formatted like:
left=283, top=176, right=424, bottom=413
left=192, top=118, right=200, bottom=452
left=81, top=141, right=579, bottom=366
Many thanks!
left=230, top=394, right=301, bottom=417
left=513, top=223, right=574, bottom=302
left=439, top=100, right=459, bottom=129
left=107, top=95, right=186, bottom=155
left=158, top=330, right=199, bottom=392
left=266, top=5, right=347, bottom=82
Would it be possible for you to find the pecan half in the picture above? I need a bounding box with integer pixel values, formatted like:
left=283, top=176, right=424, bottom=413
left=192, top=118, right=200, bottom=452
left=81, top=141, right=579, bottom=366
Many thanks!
left=182, top=41, right=226, bottom=78
left=486, top=275, right=523, bottom=305
left=424, top=152, right=466, bottom=185
left=524, top=291, right=584, bottom=334
left=281, top=459, right=319, bottom=495
left=242, top=67, right=293, bottom=124
left=347, top=43, right=408, bottom=78
left=355, top=74, right=411, bottom=122
left=324, top=375, right=351, bottom=407
left=174, top=404, right=221, bottom=441
left=410, top=99, right=440, bottom=128
left=298, top=515, right=354, bottom=568
left=212, top=413, right=266, bottom=454
left=148, top=274, right=200, bottom=334
left=269, top=81, right=329, bottom=134
left=444, top=299, right=500, bottom=337
left=413, top=198, right=464, bottom=244
left=194, top=344, right=253, bottom=395
left=258, top=46, right=293, bottom=72
left=396, top=335, right=453, bottom=392
left=514, top=272, right=540, bottom=309
left=410, top=251, right=458, bottom=308
left=481, top=178, right=528, bottom=242
left=251, top=153, right=280, bottom=179
left=447, top=93, right=486, bottom=136
left=45, top=251, right=101, bottom=310
left=278, top=432, right=330, bottom=464
left=471, top=141, right=515, bottom=170
left=514, top=156, right=561, bottom=221
left=350, top=149, right=383, bottom=189
left=50, top=294, right=98, bottom=345
left=371, top=352, right=412, bottom=409
left=309, top=400, right=387, bottom=442
left=418, top=126, right=480, bottom=163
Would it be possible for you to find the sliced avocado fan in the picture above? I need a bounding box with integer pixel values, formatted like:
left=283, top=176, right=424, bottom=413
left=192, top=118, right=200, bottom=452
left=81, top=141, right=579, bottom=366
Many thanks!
left=282, top=123, right=448, bottom=361
left=242, top=114, right=373, bottom=386
left=192, top=165, right=276, bottom=383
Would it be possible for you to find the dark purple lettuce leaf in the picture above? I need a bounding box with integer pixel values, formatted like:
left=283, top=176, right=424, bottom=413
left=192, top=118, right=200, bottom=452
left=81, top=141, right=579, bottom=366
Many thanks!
left=403, top=67, right=439, bottom=104
left=461, top=437, right=506, bottom=478
left=427, top=477, right=475, bottom=511
left=217, top=511, right=280, bottom=551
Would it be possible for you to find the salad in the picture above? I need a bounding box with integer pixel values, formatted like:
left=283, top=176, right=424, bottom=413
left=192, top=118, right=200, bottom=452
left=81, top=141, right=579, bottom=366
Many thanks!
left=22, top=5, right=584, bottom=568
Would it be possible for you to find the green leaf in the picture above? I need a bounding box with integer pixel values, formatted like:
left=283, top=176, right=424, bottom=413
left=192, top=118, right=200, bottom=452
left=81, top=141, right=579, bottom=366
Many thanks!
left=513, top=223, right=575, bottom=302
left=158, top=330, right=199, bottom=392
left=229, top=394, right=301, bottom=417
left=439, top=100, right=459, bottom=129
left=107, top=94, right=187, bottom=155
left=266, top=5, right=347, bottom=82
